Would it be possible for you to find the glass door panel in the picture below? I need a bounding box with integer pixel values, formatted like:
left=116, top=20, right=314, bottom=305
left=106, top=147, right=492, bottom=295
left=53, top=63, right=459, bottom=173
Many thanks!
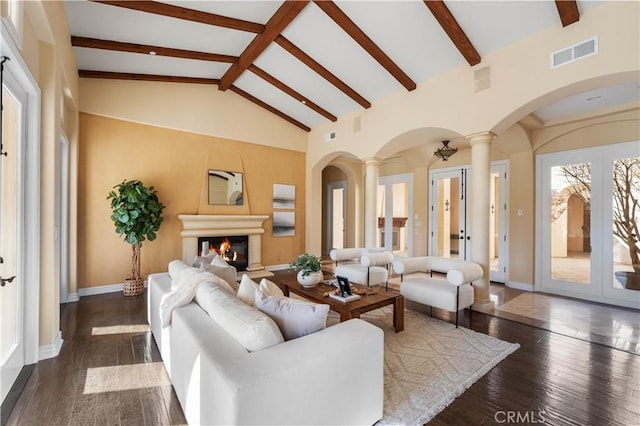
left=550, top=163, right=592, bottom=284
left=431, top=169, right=465, bottom=259
left=604, top=150, right=640, bottom=304
left=490, top=164, right=507, bottom=283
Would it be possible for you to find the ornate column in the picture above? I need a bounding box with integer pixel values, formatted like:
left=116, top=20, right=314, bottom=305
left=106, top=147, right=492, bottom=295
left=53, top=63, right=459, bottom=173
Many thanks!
left=468, top=132, right=496, bottom=313
left=363, top=158, right=380, bottom=248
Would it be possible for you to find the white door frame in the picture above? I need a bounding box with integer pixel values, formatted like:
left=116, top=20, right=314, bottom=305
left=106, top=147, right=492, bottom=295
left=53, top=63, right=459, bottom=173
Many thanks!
left=1, top=20, right=41, bottom=372
left=59, top=133, right=69, bottom=303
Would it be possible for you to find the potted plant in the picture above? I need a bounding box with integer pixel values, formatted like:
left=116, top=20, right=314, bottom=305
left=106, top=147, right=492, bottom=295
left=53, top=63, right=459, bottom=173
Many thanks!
left=289, top=253, right=323, bottom=287
left=107, top=179, right=166, bottom=296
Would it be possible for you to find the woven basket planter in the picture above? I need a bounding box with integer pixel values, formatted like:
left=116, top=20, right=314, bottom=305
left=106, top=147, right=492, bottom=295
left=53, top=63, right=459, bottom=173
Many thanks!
left=123, top=277, right=144, bottom=296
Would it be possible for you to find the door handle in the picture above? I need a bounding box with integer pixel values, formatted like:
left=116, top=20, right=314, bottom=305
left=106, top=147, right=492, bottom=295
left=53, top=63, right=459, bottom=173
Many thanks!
left=1, top=276, right=16, bottom=287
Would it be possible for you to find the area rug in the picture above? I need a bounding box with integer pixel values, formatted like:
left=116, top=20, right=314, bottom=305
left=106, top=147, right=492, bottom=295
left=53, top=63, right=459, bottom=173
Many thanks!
left=328, top=307, right=519, bottom=425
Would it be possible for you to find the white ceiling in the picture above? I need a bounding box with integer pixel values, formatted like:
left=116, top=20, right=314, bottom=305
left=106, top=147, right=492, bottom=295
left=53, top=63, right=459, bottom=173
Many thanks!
left=65, top=0, right=635, bottom=131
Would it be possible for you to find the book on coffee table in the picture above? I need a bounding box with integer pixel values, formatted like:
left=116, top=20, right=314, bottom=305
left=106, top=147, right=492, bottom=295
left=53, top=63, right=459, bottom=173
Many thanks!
left=329, top=293, right=361, bottom=303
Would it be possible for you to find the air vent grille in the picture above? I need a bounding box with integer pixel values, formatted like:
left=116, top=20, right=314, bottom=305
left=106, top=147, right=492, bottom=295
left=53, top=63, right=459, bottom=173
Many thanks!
left=324, top=131, right=336, bottom=142
left=551, top=36, right=598, bottom=68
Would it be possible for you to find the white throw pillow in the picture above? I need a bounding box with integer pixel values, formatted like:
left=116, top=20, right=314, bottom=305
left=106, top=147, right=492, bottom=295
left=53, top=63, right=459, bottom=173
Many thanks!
left=237, top=275, right=285, bottom=306
left=202, top=263, right=238, bottom=291
left=255, top=292, right=330, bottom=341
left=168, top=259, right=190, bottom=280
left=259, top=278, right=285, bottom=298
left=194, top=282, right=284, bottom=352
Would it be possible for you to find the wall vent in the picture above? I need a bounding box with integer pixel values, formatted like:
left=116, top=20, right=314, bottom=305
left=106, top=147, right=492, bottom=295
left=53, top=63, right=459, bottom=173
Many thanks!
left=474, top=66, right=491, bottom=92
left=551, top=36, right=598, bottom=68
left=324, top=131, right=336, bottom=142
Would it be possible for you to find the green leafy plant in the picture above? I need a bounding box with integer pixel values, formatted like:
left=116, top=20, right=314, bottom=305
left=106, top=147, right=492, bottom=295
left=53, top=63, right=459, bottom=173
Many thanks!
left=289, top=253, right=322, bottom=277
left=107, top=179, right=165, bottom=281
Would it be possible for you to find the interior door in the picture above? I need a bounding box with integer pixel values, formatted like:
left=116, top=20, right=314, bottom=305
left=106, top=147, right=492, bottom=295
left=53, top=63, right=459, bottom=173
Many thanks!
left=326, top=181, right=346, bottom=253
left=1, top=72, right=25, bottom=404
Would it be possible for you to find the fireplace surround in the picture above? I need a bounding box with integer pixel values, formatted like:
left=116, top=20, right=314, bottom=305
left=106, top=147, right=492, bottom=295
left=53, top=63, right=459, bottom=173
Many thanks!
left=178, top=215, right=269, bottom=273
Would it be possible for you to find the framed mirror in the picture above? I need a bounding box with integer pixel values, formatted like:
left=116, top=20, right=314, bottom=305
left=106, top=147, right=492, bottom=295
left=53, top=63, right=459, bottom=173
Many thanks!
left=208, top=170, right=243, bottom=205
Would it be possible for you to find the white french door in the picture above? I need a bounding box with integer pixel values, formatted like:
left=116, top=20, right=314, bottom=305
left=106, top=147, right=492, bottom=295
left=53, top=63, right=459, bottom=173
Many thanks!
left=0, top=63, right=26, bottom=404
left=536, top=141, right=640, bottom=308
left=430, top=163, right=508, bottom=282
left=1, top=20, right=41, bottom=404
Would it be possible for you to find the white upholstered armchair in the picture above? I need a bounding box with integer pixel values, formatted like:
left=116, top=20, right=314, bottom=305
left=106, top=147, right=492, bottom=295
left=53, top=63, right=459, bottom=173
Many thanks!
left=329, top=248, right=394, bottom=290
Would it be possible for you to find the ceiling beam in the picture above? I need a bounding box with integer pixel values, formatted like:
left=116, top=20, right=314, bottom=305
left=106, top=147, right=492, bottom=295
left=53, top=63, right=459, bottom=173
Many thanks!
left=314, top=0, right=416, bottom=91
left=79, top=70, right=220, bottom=85
left=229, top=85, right=311, bottom=132
left=423, top=0, right=481, bottom=66
left=555, top=1, right=580, bottom=27
left=219, top=1, right=310, bottom=91
left=91, top=1, right=264, bottom=33
left=71, top=36, right=237, bottom=63
left=248, top=64, right=337, bottom=122
left=275, top=36, right=371, bottom=109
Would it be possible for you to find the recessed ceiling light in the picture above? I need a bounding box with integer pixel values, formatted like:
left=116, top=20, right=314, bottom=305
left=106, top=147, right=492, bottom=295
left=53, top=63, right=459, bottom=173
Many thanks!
left=149, top=51, right=157, bottom=55
left=586, top=95, right=602, bottom=102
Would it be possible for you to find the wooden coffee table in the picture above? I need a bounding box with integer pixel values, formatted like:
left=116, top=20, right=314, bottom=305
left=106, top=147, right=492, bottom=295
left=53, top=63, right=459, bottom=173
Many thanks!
left=271, top=271, right=404, bottom=333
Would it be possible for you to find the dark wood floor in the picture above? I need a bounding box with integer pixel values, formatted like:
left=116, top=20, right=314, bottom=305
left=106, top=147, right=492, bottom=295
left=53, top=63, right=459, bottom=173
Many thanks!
left=4, top=290, right=639, bottom=425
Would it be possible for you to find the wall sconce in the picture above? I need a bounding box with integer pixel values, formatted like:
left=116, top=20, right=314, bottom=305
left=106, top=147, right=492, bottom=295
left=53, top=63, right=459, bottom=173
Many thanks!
left=434, top=140, right=457, bottom=161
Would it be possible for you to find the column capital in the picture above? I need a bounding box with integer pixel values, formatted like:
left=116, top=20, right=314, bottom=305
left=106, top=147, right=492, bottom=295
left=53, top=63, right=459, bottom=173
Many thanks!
left=363, top=157, right=381, bottom=167
left=467, top=131, right=497, bottom=146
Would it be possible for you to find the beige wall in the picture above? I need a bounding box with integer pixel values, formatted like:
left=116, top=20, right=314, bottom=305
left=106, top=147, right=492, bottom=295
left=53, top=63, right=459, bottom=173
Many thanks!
left=79, top=78, right=307, bottom=153
left=78, top=114, right=306, bottom=288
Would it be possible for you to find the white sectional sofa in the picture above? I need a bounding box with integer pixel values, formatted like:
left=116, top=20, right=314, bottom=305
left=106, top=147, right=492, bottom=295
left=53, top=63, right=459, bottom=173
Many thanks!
left=147, top=261, right=384, bottom=425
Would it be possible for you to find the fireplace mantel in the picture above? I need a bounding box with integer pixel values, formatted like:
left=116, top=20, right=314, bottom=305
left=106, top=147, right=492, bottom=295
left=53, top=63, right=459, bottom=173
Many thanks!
left=178, top=214, right=269, bottom=272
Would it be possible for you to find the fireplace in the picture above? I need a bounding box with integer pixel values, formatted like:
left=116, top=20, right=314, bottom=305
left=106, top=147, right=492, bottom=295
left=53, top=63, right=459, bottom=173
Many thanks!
left=198, top=236, right=249, bottom=272
left=178, top=214, right=270, bottom=276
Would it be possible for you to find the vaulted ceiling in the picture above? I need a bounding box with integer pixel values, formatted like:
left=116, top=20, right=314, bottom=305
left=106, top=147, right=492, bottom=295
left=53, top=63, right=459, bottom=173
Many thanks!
left=66, top=1, right=611, bottom=132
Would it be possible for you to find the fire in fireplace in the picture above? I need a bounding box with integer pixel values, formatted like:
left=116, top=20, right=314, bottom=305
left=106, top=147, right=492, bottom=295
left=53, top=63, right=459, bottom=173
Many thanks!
left=197, top=236, right=249, bottom=272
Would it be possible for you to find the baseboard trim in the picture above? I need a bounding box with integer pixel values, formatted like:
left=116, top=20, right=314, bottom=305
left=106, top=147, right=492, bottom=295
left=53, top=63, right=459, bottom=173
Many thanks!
left=67, top=292, right=79, bottom=302
left=507, top=281, right=534, bottom=291
left=39, top=331, right=63, bottom=360
left=266, top=264, right=289, bottom=271
left=78, top=281, right=148, bottom=297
